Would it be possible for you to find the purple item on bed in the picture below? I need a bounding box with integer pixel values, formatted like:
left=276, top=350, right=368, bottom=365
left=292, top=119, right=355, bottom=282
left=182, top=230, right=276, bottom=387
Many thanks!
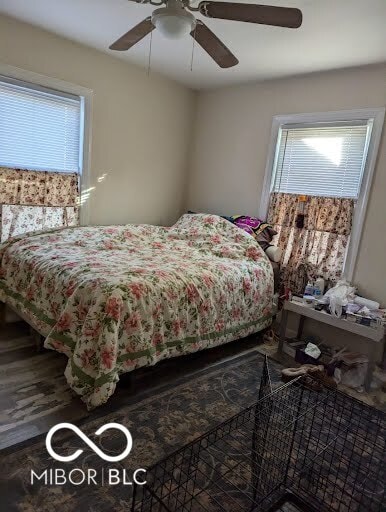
left=231, top=215, right=277, bottom=241
left=232, top=215, right=263, bottom=232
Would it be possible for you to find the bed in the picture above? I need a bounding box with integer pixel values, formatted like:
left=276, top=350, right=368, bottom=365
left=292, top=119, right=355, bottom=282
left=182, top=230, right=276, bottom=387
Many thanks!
left=0, top=213, right=274, bottom=409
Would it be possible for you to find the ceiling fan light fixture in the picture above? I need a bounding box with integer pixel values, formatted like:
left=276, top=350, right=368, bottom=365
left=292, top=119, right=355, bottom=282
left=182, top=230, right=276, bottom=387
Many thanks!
left=110, top=1, right=303, bottom=69
left=151, top=7, right=196, bottom=39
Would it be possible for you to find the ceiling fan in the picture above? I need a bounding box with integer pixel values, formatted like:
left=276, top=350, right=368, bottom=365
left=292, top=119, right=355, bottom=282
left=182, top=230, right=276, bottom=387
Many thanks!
left=109, top=0, right=302, bottom=68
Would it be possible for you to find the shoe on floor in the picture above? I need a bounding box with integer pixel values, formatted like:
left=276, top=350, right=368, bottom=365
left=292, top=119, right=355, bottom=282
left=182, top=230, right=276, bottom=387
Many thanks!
left=281, top=365, right=336, bottom=389
left=281, top=365, right=321, bottom=382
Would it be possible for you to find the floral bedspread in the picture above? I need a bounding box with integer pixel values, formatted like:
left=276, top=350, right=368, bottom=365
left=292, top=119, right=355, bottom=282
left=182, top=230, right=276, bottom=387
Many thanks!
left=0, top=214, right=274, bottom=409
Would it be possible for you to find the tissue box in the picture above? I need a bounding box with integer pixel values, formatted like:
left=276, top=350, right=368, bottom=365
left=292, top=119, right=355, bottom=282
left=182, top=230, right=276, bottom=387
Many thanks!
left=295, top=347, right=320, bottom=365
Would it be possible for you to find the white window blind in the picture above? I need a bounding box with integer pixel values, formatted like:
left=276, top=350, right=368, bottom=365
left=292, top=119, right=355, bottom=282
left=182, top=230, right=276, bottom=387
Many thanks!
left=273, top=121, right=371, bottom=199
left=0, top=77, right=81, bottom=173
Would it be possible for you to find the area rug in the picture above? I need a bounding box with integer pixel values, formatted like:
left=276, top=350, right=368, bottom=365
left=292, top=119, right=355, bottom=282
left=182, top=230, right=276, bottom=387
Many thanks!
left=0, top=350, right=282, bottom=512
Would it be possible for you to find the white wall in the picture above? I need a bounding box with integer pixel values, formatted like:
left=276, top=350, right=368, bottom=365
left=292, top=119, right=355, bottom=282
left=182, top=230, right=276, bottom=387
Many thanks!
left=187, top=64, right=386, bottom=305
left=0, top=14, right=196, bottom=227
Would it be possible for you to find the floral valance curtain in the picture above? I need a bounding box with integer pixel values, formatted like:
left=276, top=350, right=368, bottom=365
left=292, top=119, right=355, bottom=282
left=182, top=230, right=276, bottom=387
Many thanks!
left=267, top=192, right=355, bottom=294
left=0, top=167, right=79, bottom=206
left=0, top=167, right=79, bottom=242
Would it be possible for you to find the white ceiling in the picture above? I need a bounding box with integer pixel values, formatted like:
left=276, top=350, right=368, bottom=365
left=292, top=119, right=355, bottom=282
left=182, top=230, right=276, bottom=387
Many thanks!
left=0, top=0, right=385, bottom=89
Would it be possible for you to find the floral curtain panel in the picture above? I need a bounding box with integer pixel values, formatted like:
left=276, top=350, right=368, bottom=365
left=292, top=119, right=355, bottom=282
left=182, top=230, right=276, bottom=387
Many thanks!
left=267, top=192, right=355, bottom=294
left=1, top=205, right=79, bottom=243
left=0, top=167, right=79, bottom=242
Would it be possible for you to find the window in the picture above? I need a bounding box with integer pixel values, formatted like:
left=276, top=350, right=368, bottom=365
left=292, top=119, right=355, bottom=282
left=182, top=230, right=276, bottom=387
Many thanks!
left=273, top=121, right=371, bottom=199
left=0, top=76, right=82, bottom=173
left=0, top=73, right=91, bottom=241
left=260, top=109, right=385, bottom=283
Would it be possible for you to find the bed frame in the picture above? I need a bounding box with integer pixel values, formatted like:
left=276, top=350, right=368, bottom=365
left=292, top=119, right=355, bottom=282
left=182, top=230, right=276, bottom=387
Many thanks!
left=1, top=301, right=45, bottom=350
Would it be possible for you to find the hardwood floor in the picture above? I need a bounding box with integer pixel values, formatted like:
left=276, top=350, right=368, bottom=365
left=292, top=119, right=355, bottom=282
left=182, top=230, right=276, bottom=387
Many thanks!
left=0, top=321, right=267, bottom=450
left=1, top=319, right=384, bottom=453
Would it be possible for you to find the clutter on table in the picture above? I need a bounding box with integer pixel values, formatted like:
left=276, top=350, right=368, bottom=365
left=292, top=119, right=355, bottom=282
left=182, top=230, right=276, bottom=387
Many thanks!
left=295, top=279, right=385, bottom=329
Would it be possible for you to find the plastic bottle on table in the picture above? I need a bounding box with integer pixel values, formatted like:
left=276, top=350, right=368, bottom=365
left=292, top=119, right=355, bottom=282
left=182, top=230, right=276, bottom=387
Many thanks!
left=305, top=281, right=314, bottom=296
left=313, top=278, right=325, bottom=298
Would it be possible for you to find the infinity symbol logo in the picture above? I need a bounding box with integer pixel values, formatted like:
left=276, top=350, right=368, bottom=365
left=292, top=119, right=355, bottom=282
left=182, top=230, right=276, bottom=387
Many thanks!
left=46, top=422, right=133, bottom=462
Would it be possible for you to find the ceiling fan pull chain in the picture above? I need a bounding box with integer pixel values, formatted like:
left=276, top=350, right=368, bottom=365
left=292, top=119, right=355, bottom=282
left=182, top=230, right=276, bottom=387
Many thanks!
left=147, top=29, right=153, bottom=76
left=190, top=25, right=197, bottom=72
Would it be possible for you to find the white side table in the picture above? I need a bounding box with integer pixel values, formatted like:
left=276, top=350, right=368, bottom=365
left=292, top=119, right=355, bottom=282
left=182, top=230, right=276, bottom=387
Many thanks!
left=278, top=300, right=385, bottom=391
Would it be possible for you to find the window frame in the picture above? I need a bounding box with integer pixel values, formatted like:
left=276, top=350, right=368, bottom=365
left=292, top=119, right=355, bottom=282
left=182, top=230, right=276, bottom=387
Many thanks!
left=258, top=108, right=385, bottom=282
left=0, top=62, right=93, bottom=225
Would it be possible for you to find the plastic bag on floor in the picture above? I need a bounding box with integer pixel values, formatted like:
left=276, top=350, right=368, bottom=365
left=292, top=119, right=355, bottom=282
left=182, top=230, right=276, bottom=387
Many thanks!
left=333, top=352, right=368, bottom=392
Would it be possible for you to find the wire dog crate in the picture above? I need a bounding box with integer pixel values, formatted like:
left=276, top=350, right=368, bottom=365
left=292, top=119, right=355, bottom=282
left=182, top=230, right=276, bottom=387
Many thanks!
left=132, top=359, right=385, bottom=512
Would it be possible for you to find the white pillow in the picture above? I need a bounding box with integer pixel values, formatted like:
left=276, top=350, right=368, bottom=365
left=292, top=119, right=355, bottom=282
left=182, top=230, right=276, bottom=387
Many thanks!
left=265, top=246, right=282, bottom=263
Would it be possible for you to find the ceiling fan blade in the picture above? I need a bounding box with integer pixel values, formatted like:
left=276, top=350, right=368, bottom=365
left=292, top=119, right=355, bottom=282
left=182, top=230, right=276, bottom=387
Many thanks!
left=109, top=17, right=154, bottom=51
left=198, top=2, right=302, bottom=28
left=191, top=21, right=238, bottom=68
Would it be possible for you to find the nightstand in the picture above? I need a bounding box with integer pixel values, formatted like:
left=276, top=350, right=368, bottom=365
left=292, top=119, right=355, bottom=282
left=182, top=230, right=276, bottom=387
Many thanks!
left=278, top=299, right=385, bottom=391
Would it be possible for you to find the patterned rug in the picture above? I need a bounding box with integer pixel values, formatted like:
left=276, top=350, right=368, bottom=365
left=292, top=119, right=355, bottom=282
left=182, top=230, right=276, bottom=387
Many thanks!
left=0, top=349, right=283, bottom=512
left=1, top=322, right=383, bottom=454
